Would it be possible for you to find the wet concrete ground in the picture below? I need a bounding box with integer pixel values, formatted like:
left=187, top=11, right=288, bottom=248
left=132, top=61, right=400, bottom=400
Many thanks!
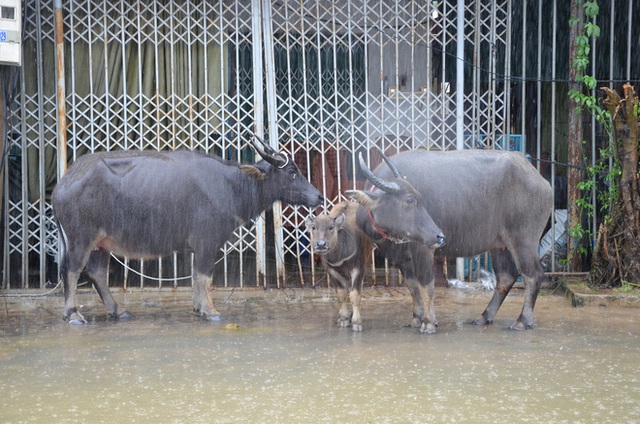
left=1, top=286, right=638, bottom=423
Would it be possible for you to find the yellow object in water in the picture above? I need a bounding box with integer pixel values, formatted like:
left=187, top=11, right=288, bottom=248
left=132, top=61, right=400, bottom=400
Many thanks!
left=225, top=323, right=240, bottom=330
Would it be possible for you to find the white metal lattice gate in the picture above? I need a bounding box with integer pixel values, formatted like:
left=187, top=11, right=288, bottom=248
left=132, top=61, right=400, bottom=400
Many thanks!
left=4, top=0, right=638, bottom=289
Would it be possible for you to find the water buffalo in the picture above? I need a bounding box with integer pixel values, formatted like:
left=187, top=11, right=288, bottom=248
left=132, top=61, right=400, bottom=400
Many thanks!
left=304, top=201, right=374, bottom=331
left=52, top=137, right=323, bottom=324
left=306, top=150, right=447, bottom=332
left=347, top=148, right=553, bottom=333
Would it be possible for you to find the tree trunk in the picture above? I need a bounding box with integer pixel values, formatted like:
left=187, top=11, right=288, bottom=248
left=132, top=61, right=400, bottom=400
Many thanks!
left=567, top=0, right=585, bottom=271
left=590, top=84, right=640, bottom=287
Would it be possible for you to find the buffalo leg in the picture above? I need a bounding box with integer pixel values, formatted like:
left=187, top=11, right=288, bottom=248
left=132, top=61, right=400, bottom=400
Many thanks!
left=395, top=258, right=422, bottom=327
left=415, top=251, right=437, bottom=333
left=416, top=280, right=437, bottom=334
left=510, top=246, right=544, bottom=330
left=63, top=269, right=87, bottom=325
left=403, top=277, right=436, bottom=333
left=192, top=272, right=221, bottom=321
left=327, top=269, right=351, bottom=328
left=349, top=266, right=365, bottom=332
left=400, top=249, right=437, bottom=333
left=399, top=264, right=424, bottom=328
left=472, top=248, right=518, bottom=326
left=61, top=233, right=94, bottom=325
left=85, top=250, right=131, bottom=319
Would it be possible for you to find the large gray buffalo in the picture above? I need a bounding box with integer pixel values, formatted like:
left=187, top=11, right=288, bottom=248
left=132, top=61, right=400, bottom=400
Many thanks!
left=347, top=149, right=553, bottom=333
left=52, top=138, right=323, bottom=324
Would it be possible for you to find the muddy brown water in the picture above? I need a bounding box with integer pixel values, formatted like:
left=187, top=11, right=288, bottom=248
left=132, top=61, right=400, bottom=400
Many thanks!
left=1, top=286, right=638, bottom=423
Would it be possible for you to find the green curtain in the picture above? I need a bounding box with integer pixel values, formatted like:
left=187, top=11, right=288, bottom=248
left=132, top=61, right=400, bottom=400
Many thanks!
left=22, top=2, right=227, bottom=202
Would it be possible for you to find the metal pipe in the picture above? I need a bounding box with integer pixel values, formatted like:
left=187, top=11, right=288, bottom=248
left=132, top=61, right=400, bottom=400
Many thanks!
left=440, top=0, right=447, bottom=150
left=153, top=1, right=161, bottom=150
left=504, top=1, right=512, bottom=147
left=101, top=2, right=110, bottom=151
left=136, top=0, right=144, bottom=150
left=394, top=0, right=400, bottom=153
left=489, top=0, right=497, bottom=148
left=297, top=0, right=315, bottom=287
left=186, top=0, right=194, bottom=150
left=609, top=0, right=614, bottom=87
left=251, top=0, right=267, bottom=287
left=362, top=0, right=376, bottom=285
left=281, top=3, right=305, bottom=287
left=455, top=0, right=464, bottom=280
left=119, top=0, right=128, bottom=150
left=590, top=9, right=597, bottom=253
left=627, top=1, right=632, bottom=82
left=330, top=1, right=341, bottom=195
left=425, top=1, right=432, bottom=149
left=261, top=0, right=285, bottom=287
left=168, top=1, right=176, bottom=150
left=550, top=0, right=557, bottom=271
left=536, top=0, right=542, bottom=172
left=521, top=0, right=526, bottom=154
left=472, top=0, right=479, bottom=148
left=409, top=0, right=415, bottom=149
left=455, top=0, right=464, bottom=151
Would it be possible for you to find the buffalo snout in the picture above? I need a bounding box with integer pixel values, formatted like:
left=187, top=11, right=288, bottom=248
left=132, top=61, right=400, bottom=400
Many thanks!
left=431, top=233, right=446, bottom=249
left=311, top=193, right=324, bottom=206
left=314, top=239, right=329, bottom=252
left=301, top=191, right=324, bottom=208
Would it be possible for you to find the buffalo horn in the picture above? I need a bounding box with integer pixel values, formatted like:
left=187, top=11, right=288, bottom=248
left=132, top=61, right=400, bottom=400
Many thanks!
left=358, top=152, right=400, bottom=193
left=374, top=145, right=402, bottom=178
left=252, top=134, right=288, bottom=168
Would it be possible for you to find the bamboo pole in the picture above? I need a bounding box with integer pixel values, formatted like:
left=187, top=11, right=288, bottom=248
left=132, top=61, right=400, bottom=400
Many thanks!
left=54, top=0, right=67, bottom=179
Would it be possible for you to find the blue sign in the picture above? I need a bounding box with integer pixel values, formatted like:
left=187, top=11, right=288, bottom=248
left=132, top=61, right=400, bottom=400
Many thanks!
left=0, top=31, right=6, bottom=42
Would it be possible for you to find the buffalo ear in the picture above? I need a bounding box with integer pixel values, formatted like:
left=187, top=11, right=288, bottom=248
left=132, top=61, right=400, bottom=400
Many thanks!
left=345, top=190, right=379, bottom=208
left=239, top=165, right=266, bottom=181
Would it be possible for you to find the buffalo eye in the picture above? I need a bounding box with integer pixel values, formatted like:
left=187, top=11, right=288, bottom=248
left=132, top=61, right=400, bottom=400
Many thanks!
left=405, top=195, right=416, bottom=205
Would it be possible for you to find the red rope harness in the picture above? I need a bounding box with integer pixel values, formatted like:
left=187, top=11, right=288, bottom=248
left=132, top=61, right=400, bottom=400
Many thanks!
left=367, top=209, right=390, bottom=240
left=365, top=184, right=408, bottom=244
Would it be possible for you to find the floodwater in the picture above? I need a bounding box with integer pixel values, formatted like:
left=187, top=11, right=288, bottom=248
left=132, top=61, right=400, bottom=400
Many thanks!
left=1, top=286, right=638, bottom=423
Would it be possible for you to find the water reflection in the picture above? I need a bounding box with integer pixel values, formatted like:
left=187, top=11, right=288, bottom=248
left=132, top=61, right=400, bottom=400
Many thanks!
left=1, top=288, right=638, bottom=423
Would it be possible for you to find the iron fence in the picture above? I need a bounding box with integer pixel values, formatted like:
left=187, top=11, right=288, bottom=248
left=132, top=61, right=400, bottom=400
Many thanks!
left=3, top=0, right=639, bottom=290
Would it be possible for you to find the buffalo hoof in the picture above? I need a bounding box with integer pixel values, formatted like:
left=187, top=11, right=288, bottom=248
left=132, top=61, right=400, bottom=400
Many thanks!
left=66, top=312, right=88, bottom=325
left=207, top=314, right=223, bottom=322
left=337, top=318, right=350, bottom=328
left=107, top=310, right=133, bottom=320
left=68, top=317, right=88, bottom=325
left=352, top=324, right=363, bottom=332
left=509, top=321, right=532, bottom=331
left=419, top=322, right=436, bottom=334
left=409, top=317, right=422, bottom=328
left=471, top=316, right=492, bottom=326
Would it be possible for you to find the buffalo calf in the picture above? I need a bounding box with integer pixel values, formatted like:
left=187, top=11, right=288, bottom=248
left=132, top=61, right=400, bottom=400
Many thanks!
left=305, top=201, right=372, bottom=331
